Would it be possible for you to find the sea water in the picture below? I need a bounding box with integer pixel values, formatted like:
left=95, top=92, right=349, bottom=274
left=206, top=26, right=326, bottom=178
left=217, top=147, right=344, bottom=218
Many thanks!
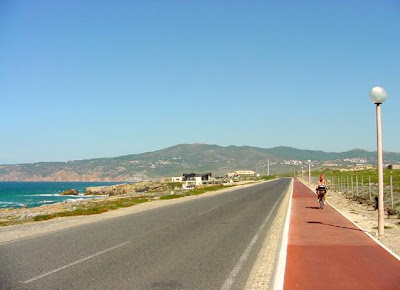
left=0, top=182, right=123, bottom=209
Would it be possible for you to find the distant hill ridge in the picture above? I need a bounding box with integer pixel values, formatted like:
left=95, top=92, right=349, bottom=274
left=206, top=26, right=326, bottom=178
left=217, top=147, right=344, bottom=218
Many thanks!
left=0, top=144, right=399, bottom=182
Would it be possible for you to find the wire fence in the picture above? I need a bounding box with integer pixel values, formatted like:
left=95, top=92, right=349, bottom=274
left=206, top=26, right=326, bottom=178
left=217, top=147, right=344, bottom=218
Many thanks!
left=306, top=173, right=400, bottom=214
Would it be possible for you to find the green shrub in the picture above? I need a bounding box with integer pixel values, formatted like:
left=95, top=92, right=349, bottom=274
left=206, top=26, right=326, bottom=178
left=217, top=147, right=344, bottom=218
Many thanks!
left=160, top=194, right=183, bottom=200
left=259, top=175, right=276, bottom=181
left=165, top=182, right=183, bottom=190
left=33, top=214, right=53, bottom=221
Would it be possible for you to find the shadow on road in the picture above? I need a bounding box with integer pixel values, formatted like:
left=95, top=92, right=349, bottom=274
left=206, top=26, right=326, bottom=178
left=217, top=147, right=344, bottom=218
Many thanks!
left=306, top=206, right=321, bottom=210
left=307, top=221, right=363, bottom=232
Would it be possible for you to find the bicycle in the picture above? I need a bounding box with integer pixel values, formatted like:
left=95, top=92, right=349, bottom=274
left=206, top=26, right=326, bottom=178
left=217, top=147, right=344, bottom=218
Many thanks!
left=316, top=186, right=327, bottom=209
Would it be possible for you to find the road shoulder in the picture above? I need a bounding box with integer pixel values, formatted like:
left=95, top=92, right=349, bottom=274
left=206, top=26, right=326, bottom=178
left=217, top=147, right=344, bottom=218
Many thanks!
left=244, top=178, right=293, bottom=290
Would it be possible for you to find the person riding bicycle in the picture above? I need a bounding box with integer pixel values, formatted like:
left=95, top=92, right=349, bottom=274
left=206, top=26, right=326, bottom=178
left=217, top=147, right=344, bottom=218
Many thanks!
left=316, top=174, right=327, bottom=204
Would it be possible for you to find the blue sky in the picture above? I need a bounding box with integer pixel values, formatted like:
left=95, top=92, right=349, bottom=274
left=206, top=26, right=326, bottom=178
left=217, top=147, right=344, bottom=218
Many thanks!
left=1, top=0, right=399, bottom=164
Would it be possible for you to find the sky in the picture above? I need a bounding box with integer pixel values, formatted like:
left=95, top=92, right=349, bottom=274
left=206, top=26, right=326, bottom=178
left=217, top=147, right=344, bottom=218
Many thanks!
left=0, top=0, right=399, bottom=164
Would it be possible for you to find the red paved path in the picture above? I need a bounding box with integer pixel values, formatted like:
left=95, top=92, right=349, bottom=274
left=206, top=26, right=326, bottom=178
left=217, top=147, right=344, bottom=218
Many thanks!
left=284, top=179, right=400, bottom=289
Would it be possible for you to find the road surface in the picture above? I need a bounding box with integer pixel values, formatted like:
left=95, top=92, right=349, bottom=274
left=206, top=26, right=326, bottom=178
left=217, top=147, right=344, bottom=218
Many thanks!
left=0, top=178, right=290, bottom=290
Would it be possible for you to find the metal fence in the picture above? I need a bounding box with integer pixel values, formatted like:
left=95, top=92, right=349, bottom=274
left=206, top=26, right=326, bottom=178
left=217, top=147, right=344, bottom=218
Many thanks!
left=307, top=174, right=399, bottom=212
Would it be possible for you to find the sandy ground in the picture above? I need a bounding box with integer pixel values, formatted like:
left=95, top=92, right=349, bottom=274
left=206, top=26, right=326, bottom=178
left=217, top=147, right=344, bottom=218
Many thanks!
left=300, top=179, right=400, bottom=258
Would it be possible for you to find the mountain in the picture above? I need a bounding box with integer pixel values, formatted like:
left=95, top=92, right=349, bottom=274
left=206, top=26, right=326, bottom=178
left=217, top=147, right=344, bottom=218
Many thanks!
left=0, top=144, right=399, bottom=181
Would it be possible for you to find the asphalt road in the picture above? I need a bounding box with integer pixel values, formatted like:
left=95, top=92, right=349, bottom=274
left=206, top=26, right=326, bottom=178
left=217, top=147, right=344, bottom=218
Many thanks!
left=0, top=178, right=291, bottom=290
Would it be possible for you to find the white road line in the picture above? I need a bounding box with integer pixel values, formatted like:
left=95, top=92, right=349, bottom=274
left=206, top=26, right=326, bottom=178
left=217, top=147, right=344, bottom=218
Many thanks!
left=220, top=190, right=284, bottom=290
left=198, top=206, right=219, bottom=216
left=22, top=241, right=131, bottom=284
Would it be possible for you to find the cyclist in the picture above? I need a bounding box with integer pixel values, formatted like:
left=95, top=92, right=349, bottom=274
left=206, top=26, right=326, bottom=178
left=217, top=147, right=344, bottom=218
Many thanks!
left=316, top=174, right=327, bottom=204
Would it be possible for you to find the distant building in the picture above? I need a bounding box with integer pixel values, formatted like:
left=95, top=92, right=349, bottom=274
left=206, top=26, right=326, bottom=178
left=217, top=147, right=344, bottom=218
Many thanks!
left=388, top=164, right=400, bottom=170
left=181, top=173, right=213, bottom=189
left=171, top=176, right=183, bottom=182
left=234, top=170, right=256, bottom=177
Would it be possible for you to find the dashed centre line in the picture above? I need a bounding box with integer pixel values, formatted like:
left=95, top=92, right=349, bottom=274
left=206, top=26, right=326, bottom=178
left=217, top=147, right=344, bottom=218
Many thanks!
left=23, top=241, right=131, bottom=284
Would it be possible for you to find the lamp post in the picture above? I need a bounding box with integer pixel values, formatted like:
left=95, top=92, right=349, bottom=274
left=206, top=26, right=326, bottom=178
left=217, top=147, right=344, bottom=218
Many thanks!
left=369, top=86, right=387, bottom=237
left=308, top=160, right=311, bottom=182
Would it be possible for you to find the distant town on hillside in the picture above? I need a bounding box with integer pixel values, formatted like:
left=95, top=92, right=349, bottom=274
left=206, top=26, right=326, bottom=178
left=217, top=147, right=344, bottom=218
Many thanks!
left=0, top=144, right=399, bottom=182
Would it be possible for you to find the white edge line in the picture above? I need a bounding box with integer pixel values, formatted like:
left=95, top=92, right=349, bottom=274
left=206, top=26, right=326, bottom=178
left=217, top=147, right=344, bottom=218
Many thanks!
left=22, top=241, right=131, bottom=284
left=271, top=178, right=294, bottom=290
left=220, top=182, right=285, bottom=290
left=300, top=179, right=400, bottom=262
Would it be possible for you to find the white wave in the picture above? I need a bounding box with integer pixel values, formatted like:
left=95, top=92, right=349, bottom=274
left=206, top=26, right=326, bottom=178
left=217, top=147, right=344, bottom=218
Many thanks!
left=65, top=198, right=85, bottom=203
left=39, top=200, right=54, bottom=204
left=27, top=194, right=60, bottom=197
left=0, top=201, right=15, bottom=205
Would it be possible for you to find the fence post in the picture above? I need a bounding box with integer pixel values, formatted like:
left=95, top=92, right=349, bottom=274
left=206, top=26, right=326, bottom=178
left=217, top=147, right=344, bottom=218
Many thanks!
left=369, top=176, right=371, bottom=202
left=335, top=176, right=339, bottom=192
left=356, top=175, right=359, bottom=196
left=390, top=175, right=394, bottom=210
left=334, top=176, right=337, bottom=192
left=337, top=175, right=339, bottom=192
left=351, top=175, right=354, bottom=196
left=341, top=175, right=343, bottom=192
left=333, top=176, right=336, bottom=192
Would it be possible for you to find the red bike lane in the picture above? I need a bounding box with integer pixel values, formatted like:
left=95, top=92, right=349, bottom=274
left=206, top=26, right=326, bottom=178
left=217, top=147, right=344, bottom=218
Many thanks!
left=284, top=179, right=400, bottom=289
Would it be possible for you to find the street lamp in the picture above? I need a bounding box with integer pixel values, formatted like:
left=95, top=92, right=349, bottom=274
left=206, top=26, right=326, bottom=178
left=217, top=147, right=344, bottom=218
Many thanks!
left=308, top=160, right=311, bottom=182
left=369, top=86, right=387, bottom=237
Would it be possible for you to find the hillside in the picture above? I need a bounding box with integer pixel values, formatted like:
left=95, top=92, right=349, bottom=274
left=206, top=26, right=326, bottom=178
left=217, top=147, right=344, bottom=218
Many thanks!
left=0, top=144, right=399, bottom=181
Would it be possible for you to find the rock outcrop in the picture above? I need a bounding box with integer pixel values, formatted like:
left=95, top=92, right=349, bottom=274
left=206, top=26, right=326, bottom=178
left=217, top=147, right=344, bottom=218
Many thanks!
left=59, top=189, right=79, bottom=195
left=84, top=180, right=179, bottom=196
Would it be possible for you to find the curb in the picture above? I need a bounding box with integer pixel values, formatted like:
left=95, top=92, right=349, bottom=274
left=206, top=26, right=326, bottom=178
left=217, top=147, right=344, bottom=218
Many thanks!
left=299, top=179, right=400, bottom=262
left=271, top=178, right=294, bottom=290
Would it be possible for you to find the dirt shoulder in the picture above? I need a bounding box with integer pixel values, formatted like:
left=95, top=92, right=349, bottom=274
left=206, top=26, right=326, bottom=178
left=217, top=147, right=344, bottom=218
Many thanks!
left=300, top=179, right=400, bottom=258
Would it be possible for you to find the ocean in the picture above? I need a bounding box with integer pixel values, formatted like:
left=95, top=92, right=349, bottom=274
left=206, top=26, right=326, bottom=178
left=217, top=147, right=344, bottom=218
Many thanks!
left=0, top=182, right=123, bottom=209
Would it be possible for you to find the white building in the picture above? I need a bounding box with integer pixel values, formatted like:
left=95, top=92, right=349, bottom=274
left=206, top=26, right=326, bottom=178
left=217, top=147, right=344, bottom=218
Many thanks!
left=182, top=173, right=212, bottom=189
left=171, top=176, right=183, bottom=182
left=235, top=170, right=256, bottom=177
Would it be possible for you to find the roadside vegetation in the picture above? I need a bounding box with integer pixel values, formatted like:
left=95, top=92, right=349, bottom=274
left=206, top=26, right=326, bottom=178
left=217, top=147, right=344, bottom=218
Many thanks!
left=160, top=185, right=234, bottom=200
left=32, top=196, right=150, bottom=222
left=257, top=175, right=276, bottom=181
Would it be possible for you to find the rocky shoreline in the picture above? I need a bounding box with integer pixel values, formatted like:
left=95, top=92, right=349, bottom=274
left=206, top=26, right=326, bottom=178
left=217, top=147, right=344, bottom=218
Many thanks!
left=83, top=179, right=178, bottom=196
left=0, top=179, right=184, bottom=225
left=0, top=178, right=241, bottom=226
